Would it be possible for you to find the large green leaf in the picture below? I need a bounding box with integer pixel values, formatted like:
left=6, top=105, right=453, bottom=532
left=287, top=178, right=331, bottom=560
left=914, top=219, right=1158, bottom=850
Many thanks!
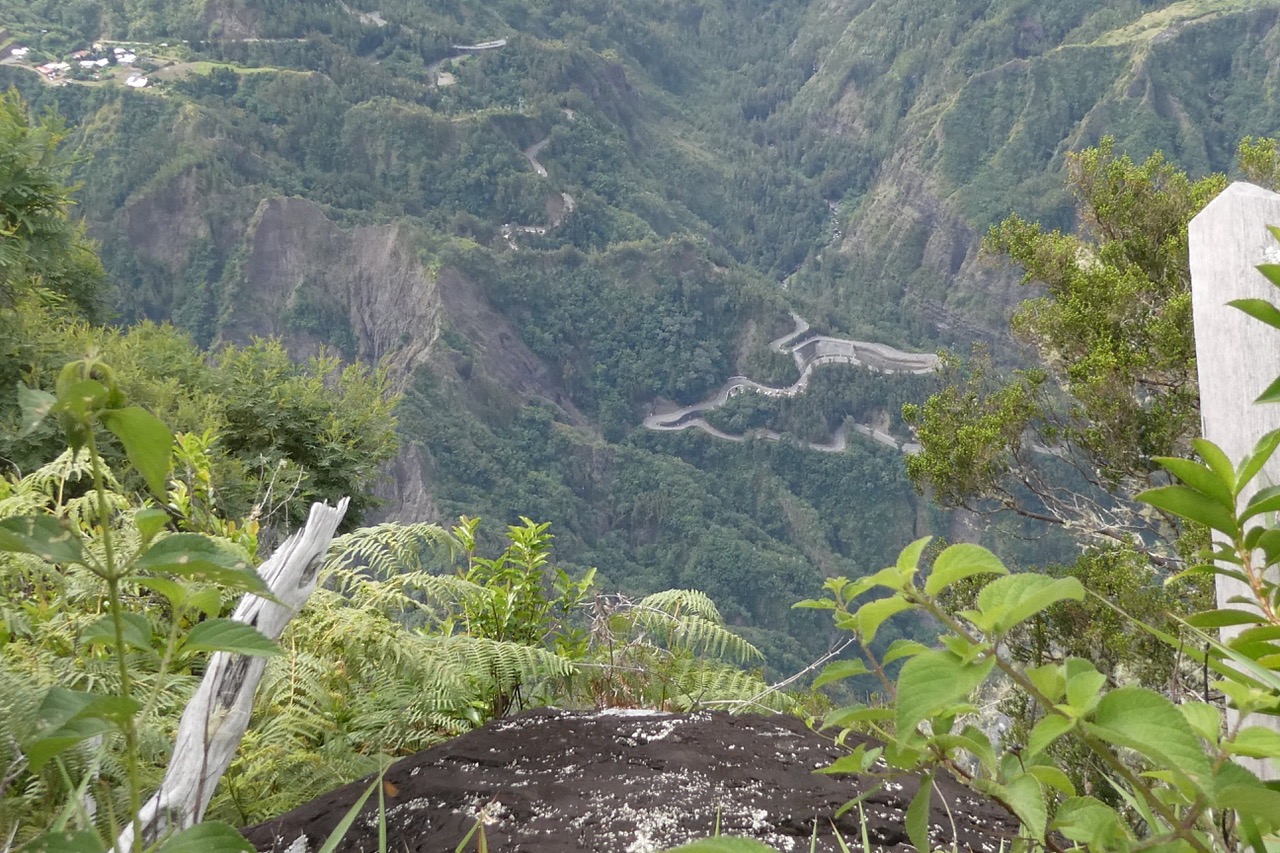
left=1051, top=796, right=1132, bottom=850
left=1138, top=484, right=1237, bottom=534
left=896, top=536, right=932, bottom=572
left=904, top=772, right=932, bottom=853
left=136, top=535, right=267, bottom=594
left=853, top=596, right=913, bottom=644
left=26, top=687, right=140, bottom=772
left=1228, top=297, right=1280, bottom=331
left=1226, top=726, right=1280, bottom=759
left=0, top=516, right=84, bottom=564
left=812, top=659, right=869, bottom=689
left=1186, top=608, right=1267, bottom=629
left=1155, top=455, right=1233, bottom=509
left=982, top=773, right=1046, bottom=839
left=183, top=618, right=280, bottom=657
left=153, top=821, right=254, bottom=853
left=1236, top=428, right=1280, bottom=491
left=1027, top=714, right=1075, bottom=759
left=972, top=574, right=1084, bottom=634
left=924, top=543, right=1008, bottom=596
left=896, top=650, right=995, bottom=738
left=1086, top=687, right=1211, bottom=785
left=100, top=406, right=174, bottom=495
left=1242, top=484, right=1280, bottom=522
left=80, top=612, right=154, bottom=652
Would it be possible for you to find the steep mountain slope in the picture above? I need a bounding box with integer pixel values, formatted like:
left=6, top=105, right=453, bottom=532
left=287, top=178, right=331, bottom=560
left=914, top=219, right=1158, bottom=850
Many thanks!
left=4, top=0, right=1278, bottom=670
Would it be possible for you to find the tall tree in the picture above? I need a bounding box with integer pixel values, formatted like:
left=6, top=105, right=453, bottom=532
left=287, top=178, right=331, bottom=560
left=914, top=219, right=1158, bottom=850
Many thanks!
left=0, top=89, right=104, bottom=319
left=904, top=138, right=1228, bottom=558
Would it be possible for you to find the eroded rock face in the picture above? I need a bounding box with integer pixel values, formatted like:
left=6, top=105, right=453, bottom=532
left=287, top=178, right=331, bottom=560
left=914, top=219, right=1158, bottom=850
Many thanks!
left=244, top=710, right=1017, bottom=853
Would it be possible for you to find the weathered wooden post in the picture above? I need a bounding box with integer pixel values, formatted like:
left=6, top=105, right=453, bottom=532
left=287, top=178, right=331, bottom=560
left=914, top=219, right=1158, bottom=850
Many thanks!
left=114, top=498, right=350, bottom=851
left=1189, top=181, right=1280, bottom=780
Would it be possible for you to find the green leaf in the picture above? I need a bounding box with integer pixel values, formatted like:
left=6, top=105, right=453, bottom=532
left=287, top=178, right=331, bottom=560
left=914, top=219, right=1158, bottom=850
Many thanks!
left=136, top=535, right=267, bottom=594
left=1027, top=765, right=1076, bottom=797
left=26, top=687, right=140, bottom=772
left=904, top=773, right=932, bottom=853
left=1192, top=438, right=1238, bottom=495
left=183, top=618, right=279, bottom=657
left=1232, top=297, right=1280, bottom=331
left=974, top=574, right=1084, bottom=634
left=1214, top=783, right=1280, bottom=823
left=818, top=744, right=884, bottom=775
left=896, top=536, right=932, bottom=572
left=81, top=613, right=153, bottom=652
left=821, top=705, right=893, bottom=729
left=1138, top=484, right=1238, bottom=534
left=1186, top=609, right=1267, bottom=629
left=55, top=379, right=108, bottom=417
left=26, top=718, right=113, bottom=774
left=153, top=822, right=254, bottom=853
left=18, top=384, right=56, bottom=437
left=1226, top=726, right=1280, bottom=759
left=1255, top=372, right=1280, bottom=405
left=1242, top=484, right=1280, bottom=522
left=100, top=406, right=174, bottom=495
left=1051, top=796, right=1132, bottom=849
left=853, top=596, right=913, bottom=644
left=1155, top=455, right=1234, bottom=509
left=1001, top=773, right=1048, bottom=839
left=882, top=639, right=930, bottom=665
left=1027, top=715, right=1076, bottom=759
left=1065, top=664, right=1107, bottom=716
left=896, top=650, right=995, bottom=738
left=1025, top=663, right=1065, bottom=704
left=0, top=516, right=84, bottom=564
left=813, top=659, right=869, bottom=689
left=17, top=830, right=106, bottom=853
left=1178, top=702, right=1221, bottom=743
left=134, top=507, right=170, bottom=545
left=924, top=543, right=1008, bottom=596
left=1237, top=428, right=1280, bottom=491
left=930, top=730, right=995, bottom=771
left=130, top=577, right=188, bottom=608
left=1086, top=687, right=1212, bottom=785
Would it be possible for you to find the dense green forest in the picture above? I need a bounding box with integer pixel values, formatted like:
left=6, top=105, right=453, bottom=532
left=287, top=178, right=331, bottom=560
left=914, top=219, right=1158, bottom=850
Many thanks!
left=4, top=0, right=1280, bottom=674
left=9, top=0, right=1280, bottom=848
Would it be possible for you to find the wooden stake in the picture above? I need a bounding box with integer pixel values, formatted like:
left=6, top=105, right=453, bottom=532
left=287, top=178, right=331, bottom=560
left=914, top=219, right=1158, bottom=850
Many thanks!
left=114, top=498, right=349, bottom=851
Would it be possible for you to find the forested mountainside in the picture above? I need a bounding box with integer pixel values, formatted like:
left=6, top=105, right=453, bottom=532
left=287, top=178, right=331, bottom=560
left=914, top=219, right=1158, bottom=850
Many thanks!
left=4, top=0, right=1280, bottom=669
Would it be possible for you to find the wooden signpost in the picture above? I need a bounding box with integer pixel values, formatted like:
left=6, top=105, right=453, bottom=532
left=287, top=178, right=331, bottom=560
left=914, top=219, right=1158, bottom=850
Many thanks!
left=1189, top=180, right=1280, bottom=780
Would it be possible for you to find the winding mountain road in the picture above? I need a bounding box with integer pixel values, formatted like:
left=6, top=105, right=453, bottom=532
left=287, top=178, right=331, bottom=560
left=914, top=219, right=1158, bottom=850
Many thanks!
left=643, top=314, right=938, bottom=454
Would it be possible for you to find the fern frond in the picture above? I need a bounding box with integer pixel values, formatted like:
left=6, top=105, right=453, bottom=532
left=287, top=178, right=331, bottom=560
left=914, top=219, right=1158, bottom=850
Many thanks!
left=665, top=659, right=795, bottom=714
left=327, top=521, right=454, bottom=580
left=637, top=589, right=723, bottom=622
left=428, top=635, right=576, bottom=695
left=629, top=605, right=763, bottom=663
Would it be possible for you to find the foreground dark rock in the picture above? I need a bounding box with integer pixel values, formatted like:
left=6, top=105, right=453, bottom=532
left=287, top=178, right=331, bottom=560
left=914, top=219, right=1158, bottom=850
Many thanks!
left=244, top=709, right=1018, bottom=852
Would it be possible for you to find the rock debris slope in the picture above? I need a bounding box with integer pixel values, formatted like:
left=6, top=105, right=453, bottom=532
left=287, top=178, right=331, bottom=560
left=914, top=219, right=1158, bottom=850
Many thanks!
left=244, top=710, right=1017, bottom=853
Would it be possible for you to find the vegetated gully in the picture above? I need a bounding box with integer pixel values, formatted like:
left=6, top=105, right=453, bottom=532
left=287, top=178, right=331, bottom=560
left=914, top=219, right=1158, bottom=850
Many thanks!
left=642, top=314, right=940, bottom=453
left=490, top=102, right=939, bottom=453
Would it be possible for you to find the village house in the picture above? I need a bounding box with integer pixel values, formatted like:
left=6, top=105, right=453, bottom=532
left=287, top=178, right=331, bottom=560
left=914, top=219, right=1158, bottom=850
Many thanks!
left=36, top=61, right=70, bottom=79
